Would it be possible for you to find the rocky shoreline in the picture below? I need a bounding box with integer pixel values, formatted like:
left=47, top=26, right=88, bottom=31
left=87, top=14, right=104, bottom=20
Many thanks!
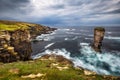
left=0, top=21, right=56, bottom=63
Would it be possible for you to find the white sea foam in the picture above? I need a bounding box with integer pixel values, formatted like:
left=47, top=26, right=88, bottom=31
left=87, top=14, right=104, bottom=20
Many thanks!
left=64, top=38, right=69, bottom=40
left=85, top=38, right=92, bottom=40
left=32, top=43, right=120, bottom=76
left=80, top=30, right=89, bottom=32
left=64, top=36, right=78, bottom=41
left=77, top=43, right=120, bottom=76
left=32, top=49, right=71, bottom=60
left=80, top=43, right=90, bottom=46
left=66, top=32, right=80, bottom=35
left=62, top=28, right=76, bottom=31
left=45, top=43, right=55, bottom=49
left=104, top=36, right=120, bottom=40
left=63, top=29, right=70, bottom=31
left=106, top=32, right=112, bottom=34
left=72, top=36, right=78, bottom=40
left=88, top=35, right=94, bottom=37
left=36, top=34, right=54, bottom=41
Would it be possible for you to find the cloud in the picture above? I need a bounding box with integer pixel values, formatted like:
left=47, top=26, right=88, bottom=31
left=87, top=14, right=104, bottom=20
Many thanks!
left=0, top=0, right=120, bottom=26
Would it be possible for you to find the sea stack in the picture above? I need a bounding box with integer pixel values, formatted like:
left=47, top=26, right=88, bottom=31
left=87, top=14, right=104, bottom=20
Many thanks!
left=93, top=27, right=105, bottom=52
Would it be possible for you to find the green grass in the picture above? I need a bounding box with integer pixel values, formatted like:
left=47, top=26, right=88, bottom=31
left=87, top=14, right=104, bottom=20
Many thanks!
left=0, top=20, right=37, bottom=31
left=0, top=59, right=84, bottom=80
left=0, top=58, right=118, bottom=80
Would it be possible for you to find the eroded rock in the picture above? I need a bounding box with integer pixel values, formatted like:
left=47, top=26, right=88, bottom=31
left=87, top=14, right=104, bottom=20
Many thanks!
left=93, top=27, right=105, bottom=52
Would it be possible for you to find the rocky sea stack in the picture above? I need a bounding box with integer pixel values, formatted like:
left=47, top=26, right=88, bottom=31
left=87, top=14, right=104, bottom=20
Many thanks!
left=93, top=27, right=105, bottom=52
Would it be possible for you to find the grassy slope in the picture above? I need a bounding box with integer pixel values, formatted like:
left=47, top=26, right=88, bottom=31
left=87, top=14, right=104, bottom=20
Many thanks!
left=0, top=56, right=119, bottom=80
left=0, top=59, right=108, bottom=80
left=0, top=20, right=40, bottom=31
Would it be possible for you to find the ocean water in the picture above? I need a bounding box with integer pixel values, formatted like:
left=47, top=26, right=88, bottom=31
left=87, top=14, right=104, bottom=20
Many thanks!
left=31, top=27, right=120, bottom=76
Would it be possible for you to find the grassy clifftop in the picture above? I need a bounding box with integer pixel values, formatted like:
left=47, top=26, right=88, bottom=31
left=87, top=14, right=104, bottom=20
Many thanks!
left=0, top=20, right=43, bottom=31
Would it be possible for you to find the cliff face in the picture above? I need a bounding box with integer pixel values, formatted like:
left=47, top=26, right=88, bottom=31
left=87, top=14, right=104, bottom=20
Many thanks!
left=0, top=20, right=56, bottom=63
left=0, top=30, right=32, bottom=62
left=10, top=30, right=32, bottom=61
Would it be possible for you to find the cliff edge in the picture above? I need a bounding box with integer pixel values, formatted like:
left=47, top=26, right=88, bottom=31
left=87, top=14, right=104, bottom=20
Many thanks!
left=0, top=20, right=56, bottom=63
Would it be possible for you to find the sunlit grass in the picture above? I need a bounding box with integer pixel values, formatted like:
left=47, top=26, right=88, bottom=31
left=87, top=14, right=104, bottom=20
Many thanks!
left=0, top=23, right=33, bottom=31
left=0, top=20, right=37, bottom=31
left=0, top=58, right=116, bottom=80
left=0, top=59, right=84, bottom=80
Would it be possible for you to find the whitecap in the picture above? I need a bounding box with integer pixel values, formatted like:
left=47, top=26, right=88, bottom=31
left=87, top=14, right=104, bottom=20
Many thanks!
left=77, top=44, right=120, bottom=76
left=106, top=32, right=112, bottom=34
left=88, top=35, right=94, bottom=37
left=36, top=34, right=54, bottom=41
left=80, top=30, right=89, bottom=32
left=64, top=36, right=78, bottom=41
left=64, top=38, right=69, bottom=40
left=80, top=43, right=90, bottom=46
left=104, top=36, right=120, bottom=40
left=85, top=38, right=92, bottom=40
left=72, top=36, right=78, bottom=40
left=66, top=32, right=80, bottom=35
left=45, top=43, right=55, bottom=49
left=32, top=49, right=71, bottom=60
left=32, top=44, right=120, bottom=76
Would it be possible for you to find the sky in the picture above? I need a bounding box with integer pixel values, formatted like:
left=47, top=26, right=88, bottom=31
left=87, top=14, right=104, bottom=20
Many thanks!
left=0, top=0, right=120, bottom=26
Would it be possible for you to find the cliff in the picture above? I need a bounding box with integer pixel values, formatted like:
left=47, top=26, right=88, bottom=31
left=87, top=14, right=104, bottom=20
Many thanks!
left=0, top=20, right=56, bottom=63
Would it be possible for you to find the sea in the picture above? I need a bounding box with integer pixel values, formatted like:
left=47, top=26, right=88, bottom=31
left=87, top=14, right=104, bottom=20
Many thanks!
left=31, top=26, right=120, bottom=76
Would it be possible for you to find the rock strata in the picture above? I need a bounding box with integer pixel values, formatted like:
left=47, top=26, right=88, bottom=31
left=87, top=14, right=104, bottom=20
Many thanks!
left=0, top=24, right=56, bottom=63
left=93, top=27, right=105, bottom=52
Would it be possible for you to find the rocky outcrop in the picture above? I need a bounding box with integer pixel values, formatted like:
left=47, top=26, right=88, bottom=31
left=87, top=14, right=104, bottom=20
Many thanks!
left=10, top=29, right=32, bottom=61
left=0, top=25, right=56, bottom=63
left=0, top=31, right=18, bottom=62
left=29, top=25, right=56, bottom=38
left=93, top=27, right=105, bottom=52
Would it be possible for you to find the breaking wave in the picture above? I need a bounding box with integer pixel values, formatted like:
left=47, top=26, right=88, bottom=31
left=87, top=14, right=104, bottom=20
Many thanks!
left=104, top=36, right=120, bottom=40
left=32, top=42, right=120, bottom=76
left=45, top=43, right=55, bottom=49
left=36, top=34, right=55, bottom=41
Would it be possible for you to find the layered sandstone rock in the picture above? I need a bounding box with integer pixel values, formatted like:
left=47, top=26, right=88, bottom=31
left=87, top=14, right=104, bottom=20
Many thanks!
left=0, top=25, right=56, bottom=63
left=93, top=27, right=105, bottom=52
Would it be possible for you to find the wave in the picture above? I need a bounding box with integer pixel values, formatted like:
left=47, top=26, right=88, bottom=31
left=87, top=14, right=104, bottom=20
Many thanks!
left=32, top=42, right=120, bottom=76
left=64, top=38, right=69, bottom=41
left=104, top=36, right=120, bottom=40
left=66, top=32, right=80, bottom=35
left=32, top=49, right=71, bottom=60
left=61, top=28, right=76, bottom=31
left=106, top=31, right=112, bottom=34
left=78, top=43, right=120, bottom=76
left=85, top=38, right=92, bottom=40
left=80, top=30, right=89, bottom=32
left=36, top=34, right=55, bottom=41
left=64, top=36, right=78, bottom=41
left=45, top=43, right=55, bottom=49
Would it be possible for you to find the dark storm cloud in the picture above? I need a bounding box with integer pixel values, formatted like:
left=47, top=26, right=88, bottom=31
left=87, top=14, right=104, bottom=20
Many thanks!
left=0, top=0, right=120, bottom=26
left=0, top=0, right=31, bottom=21
left=0, top=0, right=30, bottom=11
